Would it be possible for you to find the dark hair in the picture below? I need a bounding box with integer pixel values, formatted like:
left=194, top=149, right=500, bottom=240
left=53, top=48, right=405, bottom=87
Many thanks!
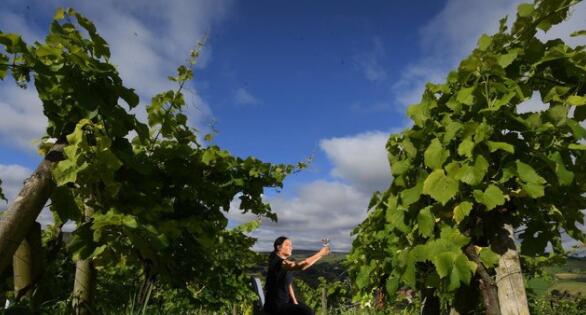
left=273, top=236, right=288, bottom=251
left=269, top=236, right=288, bottom=261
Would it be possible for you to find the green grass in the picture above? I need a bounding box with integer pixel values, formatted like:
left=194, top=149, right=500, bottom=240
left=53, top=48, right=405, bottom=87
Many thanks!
left=527, top=276, right=554, bottom=296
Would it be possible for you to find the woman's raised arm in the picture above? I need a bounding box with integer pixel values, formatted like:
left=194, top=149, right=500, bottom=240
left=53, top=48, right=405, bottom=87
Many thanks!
left=281, top=246, right=330, bottom=271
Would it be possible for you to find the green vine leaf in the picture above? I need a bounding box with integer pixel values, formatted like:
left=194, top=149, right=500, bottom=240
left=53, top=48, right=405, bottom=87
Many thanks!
left=459, top=155, right=489, bottom=186
left=424, top=138, right=450, bottom=169
left=457, top=138, right=475, bottom=159
left=453, top=201, right=473, bottom=224
left=567, top=95, right=586, bottom=106
left=473, top=184, right=506, bottom=211
left=457, top=86, right=475, bottom=106
left=417, top=206, right=435, bottom=237
left=479, top=247, right=500, bottom=268
left=356, top=265, right=371, bottom=289
left=570, top=30, right=586, bottom=37
left=400, top=178, right=424, bottom=206
left=498, top=50, right=518, bottom=68
left=407, top=102, right=431, bottom=127
left=423, top=169, right=459, bottom=205
left=516, top=160, right=546, bottom=184
left=568, top=143, right=586, bottom=151
left=487, top=141, right=515, bottom=154
left=517, top=3, right=534, bottom=17
left=548, top=152, right=574, bottom=186
left=477, top=34, right=492, bottom=51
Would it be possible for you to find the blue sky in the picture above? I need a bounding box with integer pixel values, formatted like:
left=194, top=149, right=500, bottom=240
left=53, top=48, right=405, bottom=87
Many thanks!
left=1, top=0, right=585, bottom=251
left=199, top=1, right=442, bottom=190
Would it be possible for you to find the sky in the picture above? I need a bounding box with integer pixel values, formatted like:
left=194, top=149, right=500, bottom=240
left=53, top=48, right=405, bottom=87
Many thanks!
left=0, top=0, right=585, bottom=252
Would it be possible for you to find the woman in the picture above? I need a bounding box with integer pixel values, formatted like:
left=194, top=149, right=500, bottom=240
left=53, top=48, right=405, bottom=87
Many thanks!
left=263, top=236, right=330, bottom=315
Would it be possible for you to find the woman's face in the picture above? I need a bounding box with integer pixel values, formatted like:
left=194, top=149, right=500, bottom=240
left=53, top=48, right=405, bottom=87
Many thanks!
left=278, top=239, right=293, bottom=257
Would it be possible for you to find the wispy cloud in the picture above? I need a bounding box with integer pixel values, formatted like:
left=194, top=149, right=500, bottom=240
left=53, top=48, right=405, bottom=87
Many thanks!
left=392, top=0, right=521, bottom=107
left=234, top=87, right=260, bottom=107
left=392, top=0, right=586, bottom=108
left=350, top=101, right=393, bottom=113
left=354, top=37, right=387, bottom=82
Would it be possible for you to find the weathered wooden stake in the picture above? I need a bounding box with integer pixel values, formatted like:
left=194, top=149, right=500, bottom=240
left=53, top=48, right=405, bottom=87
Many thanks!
left=494, top=223, right=529, bottom=315
left=72, top=205, right=96, bottom=315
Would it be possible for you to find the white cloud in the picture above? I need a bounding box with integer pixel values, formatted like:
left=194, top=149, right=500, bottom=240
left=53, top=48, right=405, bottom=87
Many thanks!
left=393, top=0, right=521, bottom=107
left=419, top=0, right=517, bottom=62
left=0, top=5, right=47, bottom=151
left=0, top=0, right=233, bottom=153
left=393, top=63, right=447, bottom=107
left=320, top=131, right=391, bottom=192
left=0, top=85, right=47, bottom=150
left=0, top=10, right=44, bottom=43
left=228, top=130, right=392, bottom=252
left=354, top=37, right=387, bottom=82
left=516, top=91, right=549, bottom=113
left=229, top=180, right=371, bottom=252
left=234, top=87, right=260, bottom=106
left=0, top=164, right=32, bottom=206
left=350, top=101, right=393, bottom=113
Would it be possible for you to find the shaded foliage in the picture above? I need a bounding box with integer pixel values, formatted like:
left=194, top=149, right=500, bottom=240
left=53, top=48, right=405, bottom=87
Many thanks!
left=347, top=0, right=586, bottom=309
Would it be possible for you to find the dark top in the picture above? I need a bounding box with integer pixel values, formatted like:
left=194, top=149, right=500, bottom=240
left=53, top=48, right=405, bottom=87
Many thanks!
left=264, top=254, right=293, bottom=311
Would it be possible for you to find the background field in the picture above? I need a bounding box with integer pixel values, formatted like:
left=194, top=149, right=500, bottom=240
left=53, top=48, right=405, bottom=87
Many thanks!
left=526, top=257, right=586, bottom=296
